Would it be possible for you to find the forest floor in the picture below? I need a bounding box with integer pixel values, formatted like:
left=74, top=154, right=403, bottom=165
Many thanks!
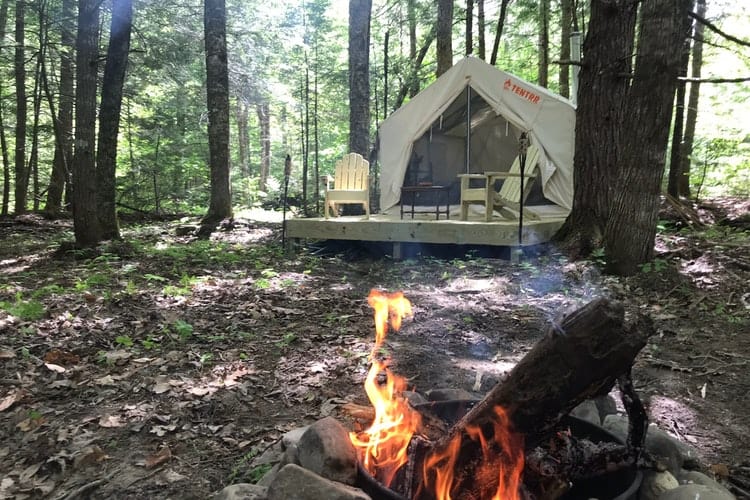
left=0, top=198, right=748, bottom=500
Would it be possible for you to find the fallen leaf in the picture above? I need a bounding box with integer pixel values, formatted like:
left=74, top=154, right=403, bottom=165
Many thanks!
left=0, top=389, right=25, bottom=412
left=98, top=415, right=125, bottom=428
left=17, top=416, right=46, bottom=432
left=149, top=424, right=177, bottom=437
left=158, top=469, right=187, bottom=483
left=709, top=463, right=730, bottom=478
left=74, top=446, right=109, bottom=469
left=44, top=349, right=80, bottom=366
left=151, top=382, right=171, bottom=394
left=700, top=383, right=707, bottom=399
left=103, top=350, right=132, bottom=365
left=145, top=446, right=172, bottom=468
left=44, top=363, right=66, bottom=373
left=94, top=375, right=117, bottom=386
left=0, top=477, right=14, bottom=492
left=0, top=350, right=16, bottom=360
left=19, top=463, right=42, bottom=483
left=188, top=386, right=212, bottom=396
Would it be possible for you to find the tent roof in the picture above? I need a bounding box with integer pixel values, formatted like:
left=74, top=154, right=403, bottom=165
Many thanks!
left=378, top=57, right=576, bottom=213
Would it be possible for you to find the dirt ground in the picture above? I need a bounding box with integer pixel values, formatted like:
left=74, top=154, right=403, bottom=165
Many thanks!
left=0, top=199, right=748, bottom=499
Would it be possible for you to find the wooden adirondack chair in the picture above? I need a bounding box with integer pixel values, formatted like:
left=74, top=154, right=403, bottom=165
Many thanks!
left=458, top=145, right=541, bottom=222
left=324, top=153, right=370, bottom=219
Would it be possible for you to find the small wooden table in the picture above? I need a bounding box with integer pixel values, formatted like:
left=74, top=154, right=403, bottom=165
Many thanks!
left=400, top=185, right=450, bottom=220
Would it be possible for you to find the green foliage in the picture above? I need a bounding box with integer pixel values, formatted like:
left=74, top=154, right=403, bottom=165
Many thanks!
left=639, top=258, right=668, bottom=274
left=115, top=335, right=134, bottom=348
left=0, top=293, right=46, bottom=321
left=172, top=320, right=194, bottom=341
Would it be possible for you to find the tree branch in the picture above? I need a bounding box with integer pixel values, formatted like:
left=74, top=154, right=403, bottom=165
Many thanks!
left=679, top=76, right=750, bottom=83
left=689, top=11, right=750, bottom=48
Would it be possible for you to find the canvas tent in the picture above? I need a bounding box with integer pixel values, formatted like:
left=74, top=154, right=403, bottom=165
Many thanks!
left=378, top=57, right=576, bottom=215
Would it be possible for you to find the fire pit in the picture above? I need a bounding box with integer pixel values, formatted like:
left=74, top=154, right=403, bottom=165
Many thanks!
left=348, top=290, right=653, bottom=500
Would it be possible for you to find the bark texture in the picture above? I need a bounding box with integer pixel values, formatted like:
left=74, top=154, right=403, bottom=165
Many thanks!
left=97, top=0, right=133, bottom=240
left=45, top=0, right=74, bottom=214
left=436, top=0, right=453, bottom=77
left=348, top=0, right=372, bottom=156
left=14, top=0, right=28, bottom=214
left=557, top=0, right=637, bottom=257
left=72, top=0, right=102, bottom=246
left=604, top=0, right=693, bottom=275
left=202, top=0, right=233, bottom=230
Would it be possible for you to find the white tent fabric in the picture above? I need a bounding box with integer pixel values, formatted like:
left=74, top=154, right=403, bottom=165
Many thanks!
left=378, top=57, right=576, bottom=213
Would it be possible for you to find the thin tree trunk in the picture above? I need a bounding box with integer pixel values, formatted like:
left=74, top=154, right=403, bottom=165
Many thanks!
left=477, top=0, right=485, bottom=60
left=45, top=0, right=74, bottom=214
left=465, top=0, right=473, bottom=56
left=407, top=0, right=419, bottom=98
left=314, top=41, right=320, bottom=215
left=348, top=0, right=372, bottom=156
left=436, top=0, right=453, bottom=77
left=236, top=98, right=249, bottom=176
left=489, top=0, right=511, bottom=66
left=304, top=39, right=310, bottom=216
left=14, top=0, right=28, bottom=214
left=257, top=102, right=270, bottom=192
left=537, top=0, right=549, bottom=87
left=201, top=0, right=232, bottom=232
left=97, top=0, right=133, bottom=240
left=559, top=0, right=572, bottom=98
left=0, top=0, right=8, bottom=215
left=29, top=45, right=43, bottom=212
left=680, top=0, right=705, bottom=198
left=72, top=0, right=102, bottom=246
left=604, top=0, right=693, bottom=275
left=667, top=2, right=693, bottom=198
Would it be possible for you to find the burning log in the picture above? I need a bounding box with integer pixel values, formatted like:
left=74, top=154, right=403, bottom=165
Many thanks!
left=423, top=297, right=653, bottom=499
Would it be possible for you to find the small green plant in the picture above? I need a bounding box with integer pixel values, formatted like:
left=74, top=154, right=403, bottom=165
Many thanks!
left=254, top=278, right=271, bottom=290
left=590, top=248, right=607, bottom=267
left=199, top=352, right=214, bottom=365
left=141, top=337, right=159, bottom=350
left=31, top=284, right=66, bottom=299
left=640, top=258, right=668, bottom=274
left=276, top=332, right=297, bottom=348
left=115, top=335, right=134, bottom=348
left=0, top=293, right=46, bottom=321
left=172, top=320, right=194, bottom=340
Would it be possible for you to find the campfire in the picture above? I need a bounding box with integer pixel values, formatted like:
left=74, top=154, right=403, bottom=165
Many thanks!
left=349, top=290, right=654, bottom=500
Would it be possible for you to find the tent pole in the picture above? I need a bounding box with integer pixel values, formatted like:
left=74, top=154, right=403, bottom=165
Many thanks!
left=466, top=86, right=471, bottom=173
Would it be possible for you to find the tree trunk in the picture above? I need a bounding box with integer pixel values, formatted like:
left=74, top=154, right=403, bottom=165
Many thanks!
left=201, top=0, right=232, bottom=232
left=477, top=0, right=485, bottom=60
left=489, top=0, right=511, bottom=66
left=72, top=0, right=102, bottom=246
left=436, top=0, right=453, bottom=77
left=537, top=0, right=549, bottom=87
left=348, top=0, right=371, bottom=156
left=14, top=0, right=28, bottom=214
left=28, top=44, right=42, bottom=212
left=604, top=0, right=693, bottom=275
left=559, top=0, right=572, bottom=98
left=45, top=0, right=74, bottom=214
left=465, top=0, right=473, bottom=56
left=257, top=101, right=270, bottom=192
left=96, top=0, right=132, bottom=240
left=556, top=0, right=637, bottom=258
left=407, top=0, right=419, bottom=98
left=679, top=0, right=706, bottom=198
left=236, top=98, right=249, bottom=177
left=0, top=0, right=8, bottom=216
left=667, top=2, right=693, bottom=198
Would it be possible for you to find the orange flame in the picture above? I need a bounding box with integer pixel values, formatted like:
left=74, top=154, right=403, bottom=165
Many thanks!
left=422, top=406, right=524, bottom=500
left=350, top=291, right=525, bottom=499
left=349, top=290, right=421, bottom=487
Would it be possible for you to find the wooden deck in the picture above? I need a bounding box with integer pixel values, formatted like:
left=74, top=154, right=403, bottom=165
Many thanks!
left=286, top=205, right=568, bottom=254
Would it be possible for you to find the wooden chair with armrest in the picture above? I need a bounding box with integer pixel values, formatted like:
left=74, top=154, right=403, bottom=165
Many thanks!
left=324, top=152, right=370, bottom=219
left=458, top=145, right=541, bottom=222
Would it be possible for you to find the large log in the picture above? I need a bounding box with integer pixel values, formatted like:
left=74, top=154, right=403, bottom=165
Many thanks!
left=423, top=298, right=653, bottom=498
